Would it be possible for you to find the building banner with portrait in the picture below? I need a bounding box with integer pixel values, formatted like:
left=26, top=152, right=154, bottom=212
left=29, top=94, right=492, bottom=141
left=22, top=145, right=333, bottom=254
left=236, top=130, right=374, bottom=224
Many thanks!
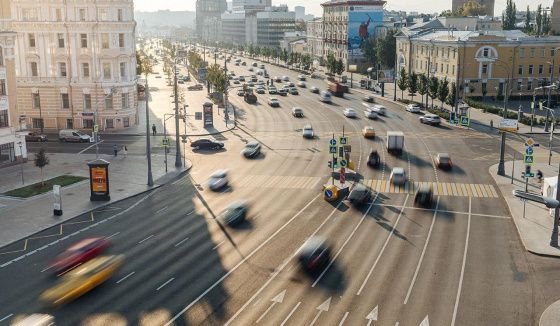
left=347, top=6, right=384, bottom=59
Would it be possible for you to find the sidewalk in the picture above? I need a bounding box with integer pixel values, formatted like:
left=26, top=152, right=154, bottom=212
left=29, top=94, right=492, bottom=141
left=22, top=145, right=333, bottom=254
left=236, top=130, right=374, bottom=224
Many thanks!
left=540, top=299, right=560, bottom=326
left=0, top=151, right=191, bottom=247
left=489, top=161, right=560, bottom=257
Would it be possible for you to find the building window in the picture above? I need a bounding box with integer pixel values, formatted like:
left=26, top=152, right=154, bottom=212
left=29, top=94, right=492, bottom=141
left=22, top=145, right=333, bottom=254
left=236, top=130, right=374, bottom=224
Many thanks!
left=30, top=62, right=38, bottom=77
left=528, top=65, right=534, bottom=74
left=527, top=80, right=533, bottom=90
left=101, top=34, right=109, bottom=49
left=0, top=80, right=6, bottom=96
left=57, top=33, right=65, bottom=48
left=105, top=94, right=113, bottom=109
left=482, top=64, right=488, bottom=74
left=99, top=8, right=108, bottom=21
left=59, top=62, right=67, bottom=77
left=83, top=119, right=94, bottom=129
left=519, top=48, right=525, bottom=58
left=123, top=117, right=129, bottom=127
left=452, top=65, right=455, bottom=75
left=551, top=48, right=556, bottom=57
left=55, top=8, right=62, bottom=21
left=79, top=8, right=87, bottom=21
left=0, top=110, right=8, bottom=128
left=103, top=63, right=111, bottom=80
left=82, top=63, right=90, bottom=78
left=117, top=9, right=123, bottom=21
left=28, top=34, right=36, bottom=48
left=32, top=118, right=44, bottom=129
left=121, top=93, right=129, bottom=109
left=22, top=8, right=38, bottom=21
left=66, top=119, right=73, bottom=129
left=539, top=64, right=544, bottom=74
left=106, top=119, right=114, bottom=129
left=518, top=65, right=523, bottom=75
left=530, top=48, right=535, bottom=57
left=482, top=82, right=487, bottom=94
left=80, top=34, right=88, bottom=48
left=118, top=33, right=125, bottom=48
left=517, top=81, right=522, bottom=91
left=541, top=48, right=546, bottom=58
left=119, top=62, right=127, bottom=79
left=61, top=93, right=70, bottom=109
left=483, top=48, right=489, bottom=57
left=32, top=93, right=40, bottom=109
left=84, top=94, right=91, bottom=110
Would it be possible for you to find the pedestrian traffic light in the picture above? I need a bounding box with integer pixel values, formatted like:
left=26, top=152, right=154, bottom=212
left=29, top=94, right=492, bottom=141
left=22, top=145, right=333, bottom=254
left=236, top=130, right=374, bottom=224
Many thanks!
left=525, top=165, right=531, bottom=175
left=328, top=161, right=332, bottom=168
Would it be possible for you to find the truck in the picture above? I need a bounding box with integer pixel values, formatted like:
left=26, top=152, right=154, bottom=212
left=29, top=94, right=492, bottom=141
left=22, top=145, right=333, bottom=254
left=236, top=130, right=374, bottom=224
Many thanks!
left=386, top=131, right=404, bottom=155
left=328, top=81, right=348, bottom=97
left=243, top=86, right=257, bottom=104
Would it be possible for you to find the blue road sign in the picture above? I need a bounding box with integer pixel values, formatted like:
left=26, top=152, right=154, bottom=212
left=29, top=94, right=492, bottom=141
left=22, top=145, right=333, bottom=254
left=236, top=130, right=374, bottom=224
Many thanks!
left=339, top=137, right=348, bottom=145
left=460, top=116, right=470, bottom=126
left=329, top=138, right=337, bottom=146
left=325, top=189, right=333, bottom=199
left=329, top=146, right=337, bottom=154
left=525, top=147, right=534, bottom=155
left=524, top=155, right=534, bottom=165
left=340, top=159, right=347, bottom=167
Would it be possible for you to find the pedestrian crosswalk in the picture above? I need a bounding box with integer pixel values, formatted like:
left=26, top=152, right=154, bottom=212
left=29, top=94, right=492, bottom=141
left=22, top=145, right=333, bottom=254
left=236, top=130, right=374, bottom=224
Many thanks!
left=364, top=179, right=499, bottom=198
left=235, top=175, right=322, bottom=190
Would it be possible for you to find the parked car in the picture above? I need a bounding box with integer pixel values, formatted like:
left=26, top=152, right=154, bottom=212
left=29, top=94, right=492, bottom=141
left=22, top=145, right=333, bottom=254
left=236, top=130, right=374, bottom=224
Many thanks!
left=187, top=84, right=204, bottom=91
left=419, top=114, right=441, bottom=125
left=406, top=104, right=422, bottom=113
left=208, top=170, right=228, bottom=191
left=242, top=141, right=261, bottom=158
left=343, top=108, right=357, bottom=118
left=26, top=132, right=48, bottom=142
left=434, top=153, right=453, bottom=170
left=190, top=139, right=224, bottom=150
left=59, top=129, right=91, bottom=143
left=292, top=107, right=304, bottom=117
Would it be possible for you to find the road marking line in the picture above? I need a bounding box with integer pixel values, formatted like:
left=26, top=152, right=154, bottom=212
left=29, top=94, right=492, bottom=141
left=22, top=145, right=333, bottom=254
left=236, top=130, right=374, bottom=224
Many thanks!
left=456, top=183, right=464, bottom=196
left=41, top=265, right=54, bottom=273
left=116, top=271, right=135, bottom=284
left=469, top=184, right=478, bottom=197
left=174, top=237, right=190, bottom=247
left=138, top=234, right=154, bottom=244
left=213, top=240, right=225, bottom=250
left=404, top=198, right=440, bottom=304
left=280, top=302, right=301, bottom=326
left=489, top=185, right=499, bottom=198
left=357, top=195, right=410, bottom=296
left=442, top=183, right=448, bottom=196
left=339, top=311, right=350, bottom=326
left=0, top=314, right=13, bottom=323
left=451, top=197, right=471, bottom=326
left=156, top=206, right=168, bottom=214
left=78, top=140, right=104, bottom=154
left=107, top=232, right=120, bottom=240
left=479, top=184, right=488, bottom=197
left=446, top=183, right=453, bottom=196
left=484, top=184, right=494, bottom=198
left=451, top=183, right=458, bottom=196
left=156, top=277, right=175, bottom=291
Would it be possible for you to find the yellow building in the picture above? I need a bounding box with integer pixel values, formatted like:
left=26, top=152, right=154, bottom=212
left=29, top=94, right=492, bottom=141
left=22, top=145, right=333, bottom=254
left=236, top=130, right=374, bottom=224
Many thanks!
left=396, top=30, right=560, bottom=99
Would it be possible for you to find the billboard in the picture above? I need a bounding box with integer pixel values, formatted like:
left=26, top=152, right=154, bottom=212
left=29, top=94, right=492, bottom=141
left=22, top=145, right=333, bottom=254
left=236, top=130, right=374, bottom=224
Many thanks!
left=347, top=6, right=384, bottom=59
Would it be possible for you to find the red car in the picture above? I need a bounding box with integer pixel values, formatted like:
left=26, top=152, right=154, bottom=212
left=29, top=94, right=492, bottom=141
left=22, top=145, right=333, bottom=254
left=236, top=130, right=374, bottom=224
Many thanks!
left=435, top=153, right=453, bottom=170
left=49, top=237, right=110, bottom=276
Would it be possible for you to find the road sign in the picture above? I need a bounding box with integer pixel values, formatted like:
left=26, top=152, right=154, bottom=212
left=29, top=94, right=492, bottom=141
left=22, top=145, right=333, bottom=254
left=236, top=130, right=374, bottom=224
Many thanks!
left=460, top=116, right=470, bottom=126
left=523, top=154, right=534, bottom=165
left=94, top=125, right=99, bottom=133
left=162, top=138, right=170, bottom=147
left=340, top=159, right=347, bottom=167
left=522, top=172, right=535, bottom=177
left=329, top=138, right=337, bottom=146
left=525, top=138, right=535, bottom=147
left=525, top=147, right=534, bottom=155
left=339, top=136, right=348, bottom=145
left=340, top=172, right=346, bottom=184
left=325, top=189, right=333, bottom=199
left=329, top=145, right=337, bottom=154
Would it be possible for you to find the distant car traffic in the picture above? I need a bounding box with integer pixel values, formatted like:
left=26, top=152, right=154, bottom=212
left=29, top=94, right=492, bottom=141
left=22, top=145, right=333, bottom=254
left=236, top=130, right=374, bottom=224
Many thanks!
left=237, top=89, right=245, bottom=96
left=310, top=86, right=320, bottom=94
left=219, top=201, right=248, bottom=226
left=371, top=105, right=386, bottom=116
left=367, top=150, right=381, bottom=168
left=406, top=104, right=422, bottom=113
left=343, top=108, right=357, bottom=118
left=362, top=126, right=376, bottom=138
left=419, top=114, right=441, bottom=125
left=268, top=86, right=277, bottom=94
left=282, top=76, right=290, bottom=81
left=435, top=153, right=453, bottom=170
left=347, top=184, right=372, bottom=207
left=298, top=236, right=331, bottom=273
left=364, top=108, right=379, bottom=120
left=292, top=107, right=304, bottom=117
left=277, top=89, right=288, bottom=96
left=289, top=87, right=299, bottom=95
left=297, top=81, right=306, bottom=88
left=191, top=139, right=224, bottom=150
left=242, top=141, right=261, bottom=158
left=208, top=169, right=228, bottom=191
left=25, top=132, right=48, bottom=142
left=390, top=167, right=407, bottom=185
left=268, top=97, right=280, bottom=107
left=297, top=74, right=306, bottom=81
left=302, top=124, right=314, bottom=138
left=320, top=91, right=332, bottom=103
left=187, top=84, right=204, bottom=91
left=363, top=95, right=375, bottom=103
left=414, top=184, right=434, bottom=207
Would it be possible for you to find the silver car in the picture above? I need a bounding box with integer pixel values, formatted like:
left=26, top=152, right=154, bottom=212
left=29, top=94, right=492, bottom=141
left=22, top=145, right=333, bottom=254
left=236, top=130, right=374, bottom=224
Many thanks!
left=419, top=114, right=441, bottom=125
left=302, top=124, right=314, bottom=138
left=364, top=108, right=379, bottom=119
left=208, top=169, right=228, bottom=191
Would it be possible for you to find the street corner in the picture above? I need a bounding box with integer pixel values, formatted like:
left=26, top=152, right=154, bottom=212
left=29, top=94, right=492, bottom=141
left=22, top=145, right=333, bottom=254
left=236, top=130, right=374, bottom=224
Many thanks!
left=540, top=299, right=560, bottom=326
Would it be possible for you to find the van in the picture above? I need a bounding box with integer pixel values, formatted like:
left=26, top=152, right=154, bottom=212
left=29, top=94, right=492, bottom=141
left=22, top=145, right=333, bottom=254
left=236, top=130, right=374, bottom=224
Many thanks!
left=320, top=91, right=332, bottom=103
left=59, top=129, right=91, bottom=143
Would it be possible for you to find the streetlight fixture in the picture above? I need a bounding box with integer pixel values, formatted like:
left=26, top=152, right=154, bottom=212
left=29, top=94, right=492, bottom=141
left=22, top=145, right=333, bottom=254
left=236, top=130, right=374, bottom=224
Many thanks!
left=17, top=141, right=24, bottom=185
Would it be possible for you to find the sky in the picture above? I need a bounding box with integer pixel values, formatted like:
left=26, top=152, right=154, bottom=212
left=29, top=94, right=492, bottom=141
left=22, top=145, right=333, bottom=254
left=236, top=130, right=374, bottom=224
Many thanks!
left=134, top=0, right=555, bottom=16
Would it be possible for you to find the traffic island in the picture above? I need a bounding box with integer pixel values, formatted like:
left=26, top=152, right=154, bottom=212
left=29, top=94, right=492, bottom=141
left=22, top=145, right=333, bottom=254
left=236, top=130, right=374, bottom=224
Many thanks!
left=3, top=175, right=87, bottom=198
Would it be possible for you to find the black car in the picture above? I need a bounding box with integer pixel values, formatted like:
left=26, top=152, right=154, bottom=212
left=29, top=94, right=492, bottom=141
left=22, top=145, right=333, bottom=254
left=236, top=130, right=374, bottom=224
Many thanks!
left=414, top=185, right=434, bottom=207
left=298, top=236, right=331, bottom=273
left=190, top=139, right=224, bottom=150
left=277, top=89, right=288, bottom=96
left=347, top=184, right=372, bottom=207
left=367, top=151, right=381, bottom=168
left=25, top=132, right=48, bottom=142
left=241, top=141, right=261, bottom=158
left=219, top=201, right=248, bottom=226
left=363, top=95, right=375, bottom=103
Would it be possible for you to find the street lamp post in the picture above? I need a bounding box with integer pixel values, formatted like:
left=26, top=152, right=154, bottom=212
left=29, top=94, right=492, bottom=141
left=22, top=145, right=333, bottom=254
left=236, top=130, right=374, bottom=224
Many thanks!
left=145, top=79, right=154, bottom=187
left=17, top=141, right=24, bottom=185
left=94, top=88, right=116, bottom=159
left=551, top=162, right=560, bottom=247
left=491, top=58, right=513, bottom=176
left=173, top=61, right=182, bottom=168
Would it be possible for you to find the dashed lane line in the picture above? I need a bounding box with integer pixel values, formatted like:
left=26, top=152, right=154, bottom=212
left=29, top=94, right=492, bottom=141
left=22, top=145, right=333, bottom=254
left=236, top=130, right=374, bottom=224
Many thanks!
left=156, top=277, right=175, bottom=291
left=451, top=197, right=472, bottom=326
left=116, top=271, right=135, bottom=284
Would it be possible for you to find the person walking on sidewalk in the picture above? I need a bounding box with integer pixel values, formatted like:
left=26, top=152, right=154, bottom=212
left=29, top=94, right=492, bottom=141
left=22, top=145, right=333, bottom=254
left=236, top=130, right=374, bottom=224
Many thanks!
left=152, top=124, right=157, bottom=136
left=112, top=144, right=118, bottom=157
left=122, top=145, right=128, bottom=158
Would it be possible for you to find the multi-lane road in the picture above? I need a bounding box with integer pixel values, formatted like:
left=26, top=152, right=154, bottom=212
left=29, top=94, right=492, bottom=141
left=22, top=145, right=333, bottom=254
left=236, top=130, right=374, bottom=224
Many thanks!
left=1, top=50, right=559, bottom=325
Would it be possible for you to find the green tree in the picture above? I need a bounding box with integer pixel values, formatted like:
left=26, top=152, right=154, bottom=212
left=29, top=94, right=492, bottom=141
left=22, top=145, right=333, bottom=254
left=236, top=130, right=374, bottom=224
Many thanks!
left=535, top=4, right=543, bottom=35
left=137, top=51, right=154, bottom=78
left=397, top=67, right=408, bottom=99
left=523, top=6, right=532, bottom=33
left=446, top=82, right=457, bottom=107
left=418, top=74, right=429, bottom=108
left=438, top=78, right=450, bottom=108
left=207, top=64, right=227, bottom=93
left=502, top=0, right=517, bottom=30
left=35, top=148, right=49, bottom=186
left=543, top=11, right=551, bottom=35
left=335, top=59, right=345, bottom=79
left=326, top=53, right=337, bottom=75
left=362, top=37, right=378, bottom=70
left=428, top=77, right=439, bottom=108
left=407, top=72, right=418, bottom=101
left=376, top=29, right=397, bottom=69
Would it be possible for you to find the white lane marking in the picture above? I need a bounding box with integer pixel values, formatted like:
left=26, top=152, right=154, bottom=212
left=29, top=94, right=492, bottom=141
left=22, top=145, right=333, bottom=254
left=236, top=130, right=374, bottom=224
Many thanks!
left=223, top=198, right=340, bottom=326
left=107, top=232, right=120, bottom=240
left=166, top=193, right=321, bottom=326
left=0, top=314, right=13, bottom=323
left=212, top=240, right=225, bottom=250
left=357, top=195, right=409, bottom=295
left=309, top=297, right=331, bottom=326
left=156, top=277, right=175, bottom=291
left=404, top=198, right=440, bottom=304
left=370, top=203, right=510, bottom=219
left=174, top=237, right=190, bottom=247
left=253, top=298, right=261, bottom=307
left=40, top=265, right=54, bottom=273
left=255, top=290, right=286, bottom=323
left=116, top=271, right=135, bottom=284
left=78, top=140, right=104, bottom=154
left=280, top=301, right=301, bottom=326
left=450, top=197, right=471, bottom=326
left=138, top=234, right=154, bottom=244
left=156, top=206, right=168, bottom=214
left=186, top=210, right=195, bottom=216
left=420, top=315, right=430, bottom=326
left=366, top=305, right=378, bottom=325
left=338, top=311, right=350, bottom=326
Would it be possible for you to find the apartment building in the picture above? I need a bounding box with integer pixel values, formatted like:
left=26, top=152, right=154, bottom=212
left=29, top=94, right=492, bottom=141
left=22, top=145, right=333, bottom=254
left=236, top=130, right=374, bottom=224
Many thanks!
left=7, top=0, right=137, bottom=131
left=396, top=30, right=560, bottom=99
left=306, top=18, right=324, bottom=62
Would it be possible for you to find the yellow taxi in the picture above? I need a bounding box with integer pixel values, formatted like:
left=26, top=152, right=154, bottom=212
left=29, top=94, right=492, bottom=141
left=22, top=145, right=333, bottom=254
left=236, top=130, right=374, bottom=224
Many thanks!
left=362, top=126, right=376, bottom=139
left=40, top=255, right=124, bottom=307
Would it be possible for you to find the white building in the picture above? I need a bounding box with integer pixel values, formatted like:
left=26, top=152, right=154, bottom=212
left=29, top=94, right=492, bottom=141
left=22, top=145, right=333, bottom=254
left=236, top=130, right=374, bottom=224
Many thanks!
left=306, top=18, right=324, bottom=62
left=232, top=0, right=271, bottom=13
left=7, top=0, right=138, bottom=131
left=294, top=6, right=305, bottom=21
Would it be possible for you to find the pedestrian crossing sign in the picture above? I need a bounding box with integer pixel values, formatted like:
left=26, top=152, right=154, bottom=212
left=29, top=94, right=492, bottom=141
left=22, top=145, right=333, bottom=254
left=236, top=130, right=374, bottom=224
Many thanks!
left=523, top=154, right=534, bottom=165
left=162, top=138, right=170, bottom=147
left=329, top=145, right=337, bottom=154
left=460, top=116, right=470, bottom=126
left=339, top=136, right=348, bottom=145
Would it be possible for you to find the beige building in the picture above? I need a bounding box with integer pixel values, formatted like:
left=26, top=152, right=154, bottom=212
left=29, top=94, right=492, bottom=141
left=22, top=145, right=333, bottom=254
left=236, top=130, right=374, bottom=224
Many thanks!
left=551, top=0, right=560, bottom=35
left=396, top=30, right=560, bottom=99
left=452, top=0, right=494, bottom=17
left=5, top=0, right=138, bottom=131
left=306, top=18, right=324, bottom=62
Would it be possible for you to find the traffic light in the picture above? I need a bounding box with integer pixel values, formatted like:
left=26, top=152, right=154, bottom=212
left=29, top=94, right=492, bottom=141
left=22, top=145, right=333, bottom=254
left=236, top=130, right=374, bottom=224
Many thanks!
left=525, top=165, right=531, bottom=175
left=328, top=161, right=332, bottom=168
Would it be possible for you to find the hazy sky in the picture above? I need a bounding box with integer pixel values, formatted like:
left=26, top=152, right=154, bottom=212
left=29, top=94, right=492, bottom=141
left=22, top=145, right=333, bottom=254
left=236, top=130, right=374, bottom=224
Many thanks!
left=134, top=0, right=554, bottom=16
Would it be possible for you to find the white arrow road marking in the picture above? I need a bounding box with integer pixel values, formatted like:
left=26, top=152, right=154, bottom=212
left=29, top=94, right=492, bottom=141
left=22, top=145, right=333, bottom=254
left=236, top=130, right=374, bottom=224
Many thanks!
left=280, top=301, right=301, bottom=326
left=255, top=290, right=286, bottom=323
left=366, top=305, right=378, bottom=326
left=309, top=297, right=331, bottom=326
left=420, top=315, right=429, bottom=326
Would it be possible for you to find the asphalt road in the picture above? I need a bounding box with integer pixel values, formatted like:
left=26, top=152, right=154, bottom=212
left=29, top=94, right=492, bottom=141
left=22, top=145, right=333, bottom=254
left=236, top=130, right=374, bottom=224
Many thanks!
left=0, top=50, right=558, bottom=325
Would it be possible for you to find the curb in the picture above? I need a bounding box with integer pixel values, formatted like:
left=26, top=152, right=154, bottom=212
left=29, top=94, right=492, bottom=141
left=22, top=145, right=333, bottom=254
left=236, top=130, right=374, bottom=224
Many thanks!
left=539, top=299, right=560, bottom=326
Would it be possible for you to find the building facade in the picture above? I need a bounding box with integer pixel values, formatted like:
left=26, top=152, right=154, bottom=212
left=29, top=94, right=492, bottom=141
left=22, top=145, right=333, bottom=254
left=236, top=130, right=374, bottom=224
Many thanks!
left=196, top=0, right=227, bottom=39
left=7, top=0, right=138, bottom=131
left=396, top=30, right=560, bottom=99
left=452, top=0, right=494, bottom=17
left=256, top=6, right=296, bottom=48
left=306, top=18, right=324, bottom=62
left=232, top=0, right=271, bottom=13
left=551, top=0, right=560, bottom=35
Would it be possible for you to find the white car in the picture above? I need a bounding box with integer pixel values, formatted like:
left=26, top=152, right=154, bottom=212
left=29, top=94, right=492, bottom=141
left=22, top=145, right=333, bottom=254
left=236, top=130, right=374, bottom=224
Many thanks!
left=302, top=124, right=314, bottom=138
left=364, top=108, right=379, bottom=119
left=390, top=167, right=406, bottom=185
left=208, top=170, right=228, bottom=191
left=371, top=105, right=386, bottom=116
left=343, top=108, right=357, bottom=118
left=419, top=113, right=441, bottom=125
left=297, top=81, right=306, bottom=88
left=406, top=104, right=422, bottom=113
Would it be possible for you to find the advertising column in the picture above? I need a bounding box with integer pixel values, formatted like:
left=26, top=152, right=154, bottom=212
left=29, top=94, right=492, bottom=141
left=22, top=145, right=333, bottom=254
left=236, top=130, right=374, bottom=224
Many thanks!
left=87, top=159, right=111, bottom=201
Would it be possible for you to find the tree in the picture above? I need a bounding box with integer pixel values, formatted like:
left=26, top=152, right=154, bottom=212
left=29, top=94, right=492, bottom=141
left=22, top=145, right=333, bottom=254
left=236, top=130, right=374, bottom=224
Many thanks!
left=35, top=148, right=49, bottom=186
left=462, top=1, right=486, bottom=16
left=362, top=37, right=378, bottom=70
left=428, top=77, right=439, bottom=108
left=397, top=67, right=408, bottom=99
left=543, top=11, right=551, bottom=35
left=335, top=59, right=345, bottom=79
left=207, top=64, right=227, bottom=93
left=523, top=6, right=532, bottom=33
left=376, top=29, right=397, bottom=69
left=535, top=4, right=543, bottom=35
left=407, top=72, right=418, bottom=101
left=326, top=53, right=337, bottom=75
left=438, top=78, right=450, bottom=108
left=446, top=82, right=457, bottom=107
left=418, top=74, right=429, bottom=108
left=137, top=51, right=154, bottom=78
left=502, top=0, right=517, bottom=30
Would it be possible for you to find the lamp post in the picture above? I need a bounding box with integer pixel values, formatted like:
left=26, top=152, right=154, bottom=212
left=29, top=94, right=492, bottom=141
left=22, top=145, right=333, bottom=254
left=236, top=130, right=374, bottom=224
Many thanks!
left=491, top=58, right=513, bottom=176
left=17, top=141, right=24, bottom=185
left=145, top=78, right=154, bottom=187
left=94, top=87, right=116, bottom=159
left=551, top=162, right=560, bottom=247
left=173, top=60, right=183, bottom=168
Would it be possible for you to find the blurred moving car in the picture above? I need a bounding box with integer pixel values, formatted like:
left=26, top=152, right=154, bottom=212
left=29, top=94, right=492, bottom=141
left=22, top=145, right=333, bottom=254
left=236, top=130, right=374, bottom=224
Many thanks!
left=242, top=141, right=261, bottom=158
left=347, top=184, right=372, bottom=207
left=367, top=150, right=381, bottom=168
left=239, top=76, right=245, bottom=81
left=320, top=91, right=332, bottom=103
left=419, top=114, right=441, bottom=125
left=25, top=132, right=48, bottom=142
left=363, top=95, right=375, bottom=103
left=277, top=89, right=288, bottom=96
left=13, top=314, right=54, bottom=326
left=297, top=74, right=306, bottom=81
left=414, top=185, right=434, bottom=207
left=434, top=153, right=453, bottom=170
left=237, top=89, right=245, bottom=96
left=364, top=108, right=379, bottom=120
left=302, top=124, right=314, bottom=139
left=219, top=201, right=248, bottom=226
left=40, top=255, right=124, bottom=307
left=371, top=105, right=386, bottom=116
left=282, top=76, right=290, bottom=81
left=297, top=81, right=306, bottom=88
left=268, top=86, right=277, bottom=94
left=268, top=97, right=280, bottom=107
left=255, top=86, right=265, bottom=94
left=343, top=108, right=357, bottom=118
left=49, top=237, right=110, bottom=276
left=298, top=236, right=331, bottom=273
left=190, top=139, right=224, bottom=150
left=292, top=107, right=304, bottom=117
left=310, top=86, right=320, bottom=94
left=289, top=87, right=299, bottom=95
left=362, top=126, right=376, bottom=138
left=390, top=167, right=406, bottom=185
left=187, top=84, right=204, bottom=91
left=406, top=104, right=422, bottom=113
left=208, top=169, right=228, bottom=191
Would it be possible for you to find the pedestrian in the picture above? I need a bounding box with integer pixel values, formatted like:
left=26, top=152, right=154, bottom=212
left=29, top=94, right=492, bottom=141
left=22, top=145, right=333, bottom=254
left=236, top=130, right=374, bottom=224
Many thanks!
left=537, top=169, right=543, bottom=183
left=122, top=145, right=128, bottom=158
left=152, top=123, right=157, bottom=136
left=112, top=144, right=118, bottom=157
left=490, top=120, right=493, bottom=128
